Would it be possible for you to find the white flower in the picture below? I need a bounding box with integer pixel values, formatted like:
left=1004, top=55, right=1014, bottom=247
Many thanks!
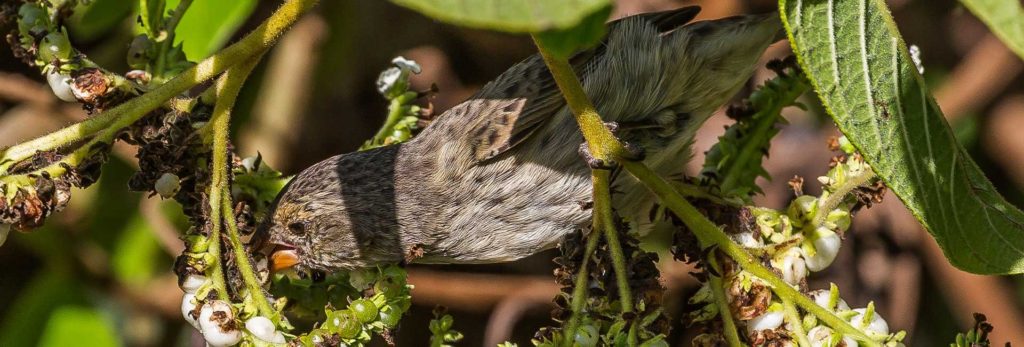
left=199, top=300, right=242, bottom=347
left=746, top=310, right=784, bottom=333
left=850, top=307, right=889, bottom=335
left=804, top=227, right=841, bottom=272
left=246, top=316, right=286, bottom=343
left=154, top=173, right=180, bottom=199
left=46, top=71, right=76, bottom=102
left=773, top=247, right=808, bottom=285
left=391, top=56, right=422, bottom=74
left=909, top=45, right=924, bottom=75
left=807, top=326, right=858, bottom=347
left=376, top=67, right=403, bottom=95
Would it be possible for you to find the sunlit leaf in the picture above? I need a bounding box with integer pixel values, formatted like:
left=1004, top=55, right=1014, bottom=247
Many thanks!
left=111, top=213, right=164, bottom=287
left=958, top=0, right=1024, bottom=60
left=168, top=0, right=258, bottom=61
left=389, top=0, right=612, bottom=33
left=781, top=0, right=1024, bottom=274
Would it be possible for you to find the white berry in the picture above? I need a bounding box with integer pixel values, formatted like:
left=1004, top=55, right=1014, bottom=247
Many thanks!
left=179, top=274, right=207, bottom=294
left=733, top=231, right=762, bottom=248
left=746, top=310, right=784, bottom=333
left=154, top=173, right=180, bottom=198
left=850, top=307, right=889, bottom=335
left=245, top=316, right=285, bottom=343
left=199, top=300, right=242, bottom=347
left=804, top=227, right=841, bottom=272
left=180, top=293, right=200, bottom=330
left=809, top=289, right=850, bottom=312
left=46, top=71, right=76, bottom=102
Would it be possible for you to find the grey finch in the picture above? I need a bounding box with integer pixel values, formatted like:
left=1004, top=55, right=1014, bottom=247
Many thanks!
left=259, top=7, right=784, bottom=273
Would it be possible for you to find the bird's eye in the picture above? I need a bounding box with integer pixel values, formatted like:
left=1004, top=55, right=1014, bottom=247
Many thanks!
left=287, top=222, right=306, bottom=234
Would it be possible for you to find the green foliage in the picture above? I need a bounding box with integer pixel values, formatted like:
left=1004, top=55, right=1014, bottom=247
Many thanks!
left=700, top=64, right=809, bottom=201
left=390, top=0, right=612, bottom=58
left=388, top=0, right=611, bottom=33
left=428, top=310, right=463, bottom=347
left=958, top=0, right=1024, bottom=60
left=781, top=0, right=1024, bottom=275
left=168, top=0, right=258, bottom=61
left=38, top=306, right=119, bottom=347
left=950, top=313, right=996, bottom=347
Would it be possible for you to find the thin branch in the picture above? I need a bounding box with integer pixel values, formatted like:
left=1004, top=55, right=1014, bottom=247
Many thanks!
left=0, top=0, right=318, bottom=173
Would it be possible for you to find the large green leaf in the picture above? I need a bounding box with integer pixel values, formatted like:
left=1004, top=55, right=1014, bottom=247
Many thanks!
left=959, top=0, right=1024, bottom=60
left=167, top=0, right=258, bottom=61
left=389, top=0, right=611, bottom=33
left=781, top=0, right=1024, bottom=274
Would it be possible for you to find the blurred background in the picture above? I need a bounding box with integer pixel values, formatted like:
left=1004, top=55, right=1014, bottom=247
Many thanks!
left=0, top=0, right=1022, bottom=345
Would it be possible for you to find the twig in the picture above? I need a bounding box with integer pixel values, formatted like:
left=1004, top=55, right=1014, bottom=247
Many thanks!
left=0, top=0, right=318, bottom=173
left=561, top=223, right=602, bottom=347
left=154, top=0, right=194, bottom=77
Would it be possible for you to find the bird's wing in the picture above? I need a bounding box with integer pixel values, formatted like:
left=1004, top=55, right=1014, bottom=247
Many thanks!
left=467, top=6, right=701, bottom=162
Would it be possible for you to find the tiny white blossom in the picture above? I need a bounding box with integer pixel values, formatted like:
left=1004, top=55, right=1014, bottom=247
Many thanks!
left=909, top=45, right=924, bottom=75
left=199, top=300, right=242, bottom=347
left=746, top=310, right=784, bottom=333
left=392, top=56, right=422, bottom=74
left=376, top=67, right=403, bottom=95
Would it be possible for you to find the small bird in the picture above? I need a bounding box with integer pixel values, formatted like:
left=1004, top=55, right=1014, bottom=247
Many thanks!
left=261, top=7, right=783, bottom=272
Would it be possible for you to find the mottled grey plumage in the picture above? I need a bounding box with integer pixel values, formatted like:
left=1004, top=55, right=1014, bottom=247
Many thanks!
left=263, top=7, right=783, bottom=271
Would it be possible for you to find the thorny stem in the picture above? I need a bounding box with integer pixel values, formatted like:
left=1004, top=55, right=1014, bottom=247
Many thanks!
left=781, top=296, right=811, bottom=347
left=810, top=167, right=875, bottom=228
left=533, top=37, right=637, bottom=346
left=560, top=222, right=602, bottom=347
left=0, top=0, right=319, bottom=174
left=708, top=257, right=741, bottom=346
left=155, top=0, right=195, bottom=77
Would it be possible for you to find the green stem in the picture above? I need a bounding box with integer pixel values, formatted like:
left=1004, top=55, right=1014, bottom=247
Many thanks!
left=810, top=168, right=875, bottom=228
left=621, top=161, right=878, bottom=346
left=364, top=91, right=416, bottom=150
left=155, top=0, right=194, bottom=78
left=0, top=0, right=318, bottom=174
left=782, top=296, right=811, bottom=347
left=531, top=36, right=625, bottom=162
left=222, top=191, right=277, bottom=319
left=708, top=274, right=741, bottom=346
left=560, top=224, right=602, bottom=347
left=593, top=170, right=636, bottom=346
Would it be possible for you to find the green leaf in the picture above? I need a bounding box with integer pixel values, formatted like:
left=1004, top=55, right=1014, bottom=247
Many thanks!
left=111, top=212, right=164, bottom=287
left=168, top=0, right=258, bottom=61
left=138, top=0, right=165, bottom=37
left=389, top=0, right=612, bottom=33
left=69, top=0, right=134, bottom=41
left=532, top=5, right=612, bottom=58
left=958, top=0, right=1024, bottom=60
left=781, top=0, right=1024, bottom=274
left=38, top=307, right=120, bottom=347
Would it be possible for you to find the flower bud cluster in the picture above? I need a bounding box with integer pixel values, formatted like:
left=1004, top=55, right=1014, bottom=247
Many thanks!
left=179, top=271, right=291, bottom=346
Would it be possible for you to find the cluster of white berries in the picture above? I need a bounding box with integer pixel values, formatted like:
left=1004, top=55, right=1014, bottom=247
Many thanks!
left=741, top=284, right=901, bottom=346
left=179, top=274, right=286, bottom=346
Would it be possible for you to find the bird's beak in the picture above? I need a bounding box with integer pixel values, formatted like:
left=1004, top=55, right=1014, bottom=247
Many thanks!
left=269, top=243, right=300, bottom=272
